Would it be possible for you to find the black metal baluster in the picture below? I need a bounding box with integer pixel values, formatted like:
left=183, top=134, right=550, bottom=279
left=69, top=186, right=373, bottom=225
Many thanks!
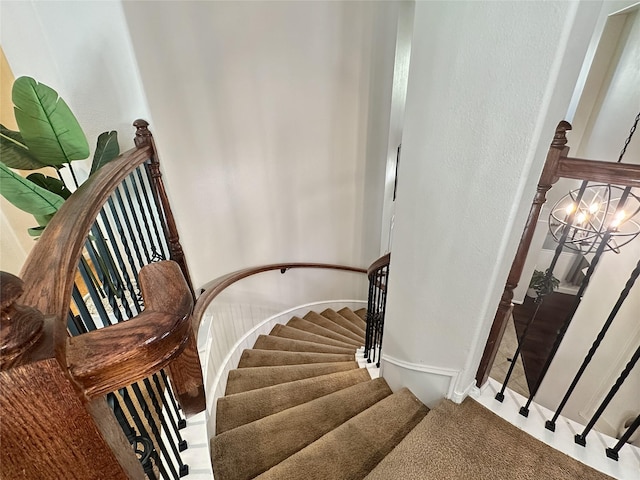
left=160, top=370, right=187, bottom=429
left=71, top=283, right=98, bottom=332
left=143, top=161, right=171, bottom=258
left=120, top=180, right=153, bottom=265
left=364, top=276, right=375, bottom=359
left=112, top=189, right=147, bottom=273
left=520, top=186, right=632, bottom=417
left=106, top=197, right=142, bottom=282
left=496, top=299, right=543, bottom=402
left=98, top=209, right=142, bottom=315
left=77, top=257, right=112, bottom=328
left=90, top=223, right=136, bottom=319
left=84, top=236, right=124, bottom=323
left=606, top=414, right=640, bottom=460
left=546, top=259, right=640, bottom=431
left=575, top=345, right=640, bottom=446
left=131, top=382, right=181, bottom=480
left=66, top=311, right=85, bottom=336
left=142, top=378, right=189, bottom=477
left=151, top=373, right=187, bottom=451
left=121, top=387, right=169, bottom=480
left=130, top=171, right=165, bottom=262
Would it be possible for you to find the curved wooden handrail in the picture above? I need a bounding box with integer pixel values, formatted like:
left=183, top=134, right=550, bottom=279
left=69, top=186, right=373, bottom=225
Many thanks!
left=67, top=261, right=192, bottom=398
left=192, top=263, right=367, bottom=334
left=367, top=253, right=391, bottom=278
left=18, top=145, right=152, bottom=363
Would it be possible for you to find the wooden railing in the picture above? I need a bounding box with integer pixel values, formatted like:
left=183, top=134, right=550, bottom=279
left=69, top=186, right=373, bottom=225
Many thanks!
left=476, top=120, right=640, bottom=460
left=192, top=263, right=367, bottom=334
left=0, top=121, right=205, bottom=479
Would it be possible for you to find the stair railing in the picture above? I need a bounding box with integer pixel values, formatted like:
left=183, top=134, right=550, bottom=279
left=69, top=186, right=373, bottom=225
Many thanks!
left=0, top=121, right=205, bottom=479
left=364, top=253, right=390, bottom=368
left=476, top=121, right=640, bottom=461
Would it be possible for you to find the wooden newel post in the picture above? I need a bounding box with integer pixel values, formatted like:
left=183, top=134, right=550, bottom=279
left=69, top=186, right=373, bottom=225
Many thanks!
left=134, top=119, right=196, bottom=300
left=133, top=120, right=206, bottom=416
left=475, top=121, right=570, bottom=387
left=0, top=272, right=144, bottom=479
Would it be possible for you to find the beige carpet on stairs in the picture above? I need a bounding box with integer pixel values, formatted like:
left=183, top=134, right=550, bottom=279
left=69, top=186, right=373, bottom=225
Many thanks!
left=212, top=307, right=612, bottom=480
left=365, top=397, right=615, bottom=480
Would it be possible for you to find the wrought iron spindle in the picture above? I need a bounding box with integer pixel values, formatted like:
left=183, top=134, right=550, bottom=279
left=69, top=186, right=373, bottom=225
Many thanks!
left=133, top=167, right=167, bottom=260
left=141, top=378, right=189, bottom=477
left=106, top=196, right=142, bottom=288
left=83, top=234, right=124, bottom=323
left=97, top=208, right=142, bottom=315
left=120, top=387, right=169, bottom=480
left=160, top=370, right=187, bottom=429
left=113, top=187, right=148, bottom=271
left=131, top=382, right=182, bottom=480
left=575, top=345, right=640, bottom=446
left=606, top=414, right=640, bottom=461
left=546, top=258, right=640, bottom=431
left=520, top=185, right=631, bottom=416
left=120, top=178, right=153, bottom=265
left=151, top=373, right=187, bottom=451
left=77, top=256, right=113, bottom=328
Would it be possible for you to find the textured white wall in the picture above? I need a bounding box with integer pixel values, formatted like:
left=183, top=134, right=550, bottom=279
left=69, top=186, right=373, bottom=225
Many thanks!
left=122, top=1, right=394, bottom=299
left=381, top=0, right=602, bottom=405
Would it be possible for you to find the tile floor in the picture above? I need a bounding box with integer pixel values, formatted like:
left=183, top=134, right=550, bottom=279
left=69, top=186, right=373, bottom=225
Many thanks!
left=489, top=316, right=530, bottom=398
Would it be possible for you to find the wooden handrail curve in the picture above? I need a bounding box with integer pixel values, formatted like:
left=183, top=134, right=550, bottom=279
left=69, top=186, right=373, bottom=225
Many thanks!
left=18, top=145, right=152, bottom=364
left=67, top=261, right=192, bottom=398
left=192, top=263, right=367, bottom=334
left=367, top=253, right=391, bottom=278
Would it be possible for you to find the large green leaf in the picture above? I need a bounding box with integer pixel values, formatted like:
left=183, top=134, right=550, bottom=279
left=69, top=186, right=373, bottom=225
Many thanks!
left=26, top=172, right=72, bottom=199
left=12, top=77, right=89, bottom=166
left=0, top=163, right=65, bottom=216
left=0, top=124, right=47, bottom=170
left=90, top=131, right=120, bottom=174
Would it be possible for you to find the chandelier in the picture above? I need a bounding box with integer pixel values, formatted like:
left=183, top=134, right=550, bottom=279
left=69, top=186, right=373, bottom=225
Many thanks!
left=548, top=112, right=640, bottom=255
left=549, top=184, right=640, bottom=254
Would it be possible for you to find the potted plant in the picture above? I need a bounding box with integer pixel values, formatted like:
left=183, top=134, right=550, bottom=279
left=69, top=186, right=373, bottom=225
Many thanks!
left=0, top=76, right=120, bottom=237
left=527, top=269, right=560, bottom=299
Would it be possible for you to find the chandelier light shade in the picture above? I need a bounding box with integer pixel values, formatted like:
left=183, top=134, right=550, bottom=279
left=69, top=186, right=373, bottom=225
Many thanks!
left=549, top=184, right=640, bottom=254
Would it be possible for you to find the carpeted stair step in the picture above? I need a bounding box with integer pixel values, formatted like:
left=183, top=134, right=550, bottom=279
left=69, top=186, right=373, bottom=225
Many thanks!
left=256, top=387, right=428, bottom=480
left=269, top=324, right=357, bottom=350
left=302, top=311, right=364, bottom=343
left=238, top=349, right=354, bottom=368
left=354, top=307, right=367, bottom=321
left=216, top=369, right=372, bottom=434
left=319, top=308, right=366, bottom=338
left=287, top=317, right=363, bottom=347
left=253, top=335, right=355, bottom=355
left=225, top=362, right=359, bottom=395
left=211, top=378, right=392, bottom=480
left=340, top=307, right=367, bottom=331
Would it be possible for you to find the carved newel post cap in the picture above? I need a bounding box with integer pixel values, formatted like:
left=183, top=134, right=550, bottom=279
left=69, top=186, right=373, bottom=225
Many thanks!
left=1, top=272, right=44, bottom=369
left=551, top=120, right=572, bottom=148
left=134, top=119, right=152, bottom=147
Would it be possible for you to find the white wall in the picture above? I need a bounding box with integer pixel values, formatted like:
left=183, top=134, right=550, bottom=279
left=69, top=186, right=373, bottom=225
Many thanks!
left=536, top=6, right=640, bottom=436
left=381, top=0, right=603, bottom=405
left=122, top=1, right=395, bottom=300
left=0, top=1, right=150, bottom=275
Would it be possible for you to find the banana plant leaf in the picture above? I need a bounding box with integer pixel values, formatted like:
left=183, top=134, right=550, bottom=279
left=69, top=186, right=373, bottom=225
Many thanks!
left=27, top=172, right=72, bottom=199
left=12, top=77, right=89, bottom=166
left=90, top=131, right=120, bottom=174
left=0, top=125, right=47, bottom=170
left=0, top=163, right=65, bottom=216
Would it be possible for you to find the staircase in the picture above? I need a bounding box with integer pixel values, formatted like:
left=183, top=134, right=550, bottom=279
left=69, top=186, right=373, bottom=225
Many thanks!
left=208, top=306, right=624, bottom=480
left=210, top=307, right=429, bottom=479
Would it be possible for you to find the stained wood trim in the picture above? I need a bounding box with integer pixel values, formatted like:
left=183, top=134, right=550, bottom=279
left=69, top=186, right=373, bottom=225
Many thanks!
left=18, top=145, right=152, bottom=365
left=557, top=156, right=640, bottom=187
left=192, top=263, right=367, bottom=334
left=367, top=253, right=391, bottom=278
left=66, top=261, right=193, bottom=398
